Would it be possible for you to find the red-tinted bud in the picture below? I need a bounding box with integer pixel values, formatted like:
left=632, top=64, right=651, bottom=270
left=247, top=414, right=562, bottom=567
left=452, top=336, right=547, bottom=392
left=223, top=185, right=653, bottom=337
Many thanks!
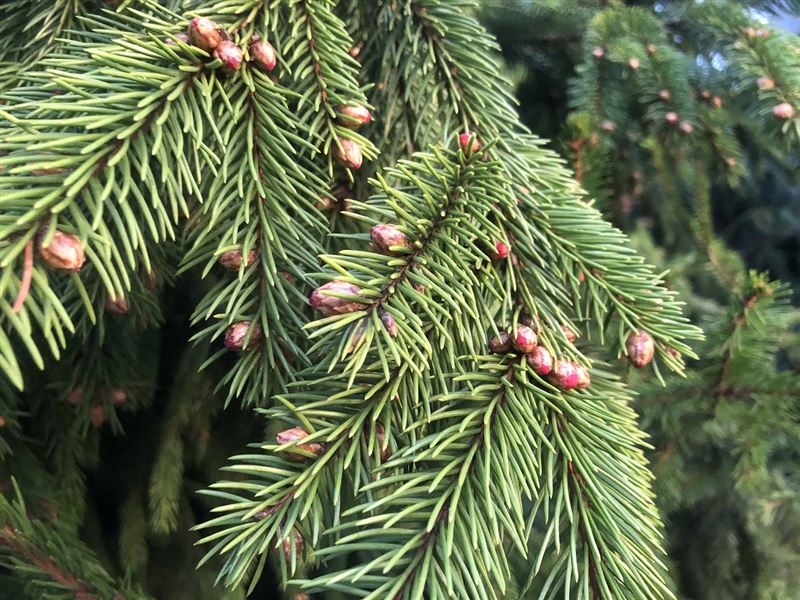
left=744, top=27, right=757, bottom=39
left=527, top=346, right=553, bottom=375
left=370, top=224, right=410, bottom=254
left=249, top=38, right=276, bottom=71
left=375, top=423, right=391, bottom=462
left=276, top=427, right=323, bottom=461
left=90, top=404, right=105, bottom=428
left=337, top=105, right=373, bottom=129
left=105, top=295, right=129, bottom=315
left=514, top=325, right=538, bottom=353
left=111, top=388, right=127, bottom=406
left=492, top=240, right=510, bottom=260
left=165, top=32, right=189, bottom=46
left=488, top=331, right=512, bottom=353
left=667, top=347, right=682, bottom=360
left=628, top=57, right=640, bottom=70
left=67, top=386, right=83, bottom=405
left=215, top=40, right=243, bottom=71
left=412, top=282, right=425, bottom=294
left=724, top=157, right=737, bottom=168
left=591, top=47, right=604, bottom=59
left=309, top=281, right=363, bottom=316
left=458, top=132, right=481, bottom=154
left=679, top=121, right=694, bottom=134
left=282, top=529, right=304, bottom=563
left=560, top=325, right=578, bottom=343
left=665, top=111, right=679, bottom=124
left=600, top=120, right=615, bottom=132
left=575, top=364, right=591, bottom=389
left=626, top=329, right=655, bottom=368
left=757, top=76, right=774, bottom=90
left=552, top=360, right=579, bottom=390
left=188, top=17, right=222, bottom=51
left=224, top=321, right=263, bottom=351
left=0, top=416, right=5, bottom=428
left=659, top=89, right=670, bottom=101
left=333, top=139, right=363, bottom=169
left=280, top=271, right=297, bottom=285
left=773, top=102, right=796, bottom=120
left=218, top=248, right=257, bottom=270
left=38, top=231, right=85, bottom=272
left=380, top=311, right=398, bottom=337
left=712, top=96, right=722, bottom=108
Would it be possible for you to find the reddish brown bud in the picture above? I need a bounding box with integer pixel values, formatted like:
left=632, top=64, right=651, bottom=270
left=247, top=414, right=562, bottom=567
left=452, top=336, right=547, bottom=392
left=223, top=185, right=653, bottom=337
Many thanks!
left=111, top=388, right=127, bottom=406
left=333, top=139, right=363, bottom=169
left=757, top=76, right=775, bottom=90
left=282, top=529, right=304, bottom=563
left=626, top=329, right=655, bottom=368
left=276, top=427, right=323, bottom=461
left=90, top=404, right=105, bottom=428
left=215, top=40, right=243, bottom=71
left=144, top=270, right=158, bottom=290
left=667, top=347, right=682, bottom=360
left=628, top=57, right=640, bottom=70
left=309, top=281, right=363, bottom=316
left=551, top=360, right=579, bottom=390
left=370, top=224, right=410, bottom=254
left=591, top=47, right=604, bottom=59
left=458, top=132, right=481, bottom=154
left=575, top=365, right=591, bottom=389
left=712, top=96, right=723, bottom=108
left=337, top=105, right=373, bottom=129
left=188, top=17, right=222, bottom=51
left=492, top=240, right=510, bottom=260
left=105, top=295, right=129, bottom=315
left=224, top=321, right=263, bottom=351
left=488, top=331, right=512, bottom=354
left=380, top=310, right=398, bottom=337
left=412, top=282, right=425, bottom=294
left=658, top=89, right=671, bottom=101
left=514, top=325, right=538, bottom=353
left=0, top=416, right=5, bottom=428
left=375, top=423, right=391, bottom=462
left=38, top=231, right=85, bottom=272
left=67, top=386, right=83, bottom=405
left=249, top=38, right=276, bottom=71
left=280, top=271, right=297, bottom=285
left=665, top=111, right=679, bottom=124
left=560, top=325, right=578, bottom=343
left=600, top=120, right=615, bottom=132
left=526, top=346, right=553, bottom=375
left=773, top=102, right=795, bottom=120
left=218, top=248, right=257, bottom=270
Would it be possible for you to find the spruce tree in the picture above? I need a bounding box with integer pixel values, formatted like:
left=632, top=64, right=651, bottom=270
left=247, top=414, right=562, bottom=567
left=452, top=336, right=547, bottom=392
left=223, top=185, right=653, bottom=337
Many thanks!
left=0, top=2, right=796, bottom=600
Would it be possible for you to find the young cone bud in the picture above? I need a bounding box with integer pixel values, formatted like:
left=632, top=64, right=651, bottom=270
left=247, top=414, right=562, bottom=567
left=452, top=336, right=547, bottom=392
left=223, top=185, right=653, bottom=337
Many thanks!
left=165, top=32, right=189, bottom=46
left=218, top=248, right=257, bottom=270
left=488, top=331, right=512, bottom=354
left=276, top=427, right=323, bottom=461
left=560, top=324, right=578, bottom=343
left=665, top=111, right=679, bottom=124
left=527, top=346, right=553, bottom=375
left=67, top=387, right=83, bottom=405
left=514, top=325, right=538, bottom=353
left=370, top=224, right=410, bottom=254
left=39, top=231, right=85, bottom=272
left=214, top=40, right=243, bottom=71
left=679, top=121, right=694, bottom=134
left=111, top=388, right=127, bottom=406
left=249, top=38, right=276, bottom=71
left=458, top=132, right=481, bottom=154
left=105, top=296, right=129, bottom=315
left=773, top=102, right=795, bottom=120
left=337, top=105, right=373, bottom=128
left=375, top=423, right=391, bottom=462
left=309, top=281, right=363, bottom=316
left=575, top=365, right=591, bottom=389
left=224, top=321, right=263, bottom=351
left=492, top=241, right=510, bottom=260
left=90, top=404, right=106, bottom=428
left=380, top=311, right=398, bottom=337
left=659, top=89, right=671, bottom=101
left=333, top=139, right=363, bottom=169
left=626, top=329, right=655, bottom=368
left=756, top=76, right=774, bottom=90
left=646, top=44, right=657, bottom=55
left=552, top=360, right=579, bottom=390
left=282, top=529, right=304, bottom=563
left=628, top=57, right=640, bottom=70
left=600, top=120, right=615, bottom=132
left=591, top=47, right=604, bottom=59
left=712, top=96, right=722, bottom=108
left=188, top=17, right=222, bottom=51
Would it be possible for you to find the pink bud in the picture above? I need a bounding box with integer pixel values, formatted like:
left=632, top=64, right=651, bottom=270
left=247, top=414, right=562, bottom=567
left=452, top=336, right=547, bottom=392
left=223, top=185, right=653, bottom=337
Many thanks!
left=488, top=331, right=512, bottom=354
left=218, top=248, right=257, bottom=270
left=224, top=321, right=263, bottom=351
left=626, top=329, right=655, bottom=368
left=658, top=89, right=670, bottom=101
left=526, top=346, right=553, bottom=375
left=600, top=120, right=615, bottom=132
left=628, top=57, right=640, bottom=70
left=757, top=77, right=774, bottom=90
left=214, top=40, right=243, bottom=71
left=552, top=360, right=579, bottom=390
left=105, top=295, right=129, bottom=315
left=276, top=427, right=323, bottom=461
left=334, top=139, right=363, bottom=169
left=679, top=121, right=694, bottom=134
left=592, top=47, right=604, bottom=59
left=38, top=231, right=85, bottom=272
left=380, top=311, right=398, bottom=337
left=90, top=404, right=105, bottom=428
left=514, top=325, right=538, bottom=353
left=249, top=38, right=276, bottom=71
left=575, top=364, right=591, bottom=389
left=560, top=324, right=578, bottom=343
left=370, top=224, right=410, bottom=254
left=111, top=388, right=127, bottom=406
left=458, top=132, right=481, bottom=154
left=773, top=102, right=795, bottom=120
left=309, top=281, right=363, bottom=316
left=188, top=17, right=222, bottom=51
left=67, top=386, right=83, bottom=405
left=712, top=96, right=722, bottom=108
left=165, top=32, right=189, bottom=46
left=338, top=105, right=373, bottom=129
left=665, top=111, right=679, bottom=124
left=492, top=241, right=510, bottom=260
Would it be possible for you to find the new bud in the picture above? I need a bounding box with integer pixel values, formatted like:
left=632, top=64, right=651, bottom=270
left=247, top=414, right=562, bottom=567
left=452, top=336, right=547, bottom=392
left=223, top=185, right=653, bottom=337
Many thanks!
left=560, top=324, right=578, bottom=343
left=756, top=76, right=774, bottom=90
left=249, top=38, right=277, bottom=71
left=600, top=120, right=616, bottom=132
left=646, top=44, right=657, bottom=55
left=214, top=40, right=243, bottom=71
left=458, top=132, right=481, bottom=154
left=38, top=231, right=85, bottom=272
left=165, top=32, right=189, bottom=46
left=526, top=346, right=553, bottom=375
left=575, top=364, right=591, bottom=389
left=628, top=57, right=640, bottom=70
left=337, top=105, right=373, bottom=129
left=679, top=121, right=694, bottom=134
left=375, top=423, right=391, bottom=462
left=488, top=331, right=512, bottom=354
left=773, top=102, right=795, bottom=120
left=111, top=388, right=127, bottom=406
left=282, top=529, right=304, bottom=563
left=333, top=139, right=363, bottom=169
left=224, top=321, right=263, bottom=351
left=552, top=360, right=579, bottom=390
left=309, top=281, right=363, bottom=316
left=218, top=248, right=257, bottom=270
left=492, top=240, right=510, bottom=260
left=105, top=295, right=129, bottom=315
left=380, top=311, right=398, bottom=337
left=188, top=17, right=222, bottom=51
left=665, top=111, right=679, bottom=124
left=276, top=427, right=323, bottom=461
left=370, top=224, right=410, bottom=254
left=591, top=47, right=604, bottom=59
left=67, top=386, right=83, bottom=405
left=658, top=89, right=670, bottom=101
left=514, top=325, right=538, bottom=353
left=626, top=329, right=655, bottom=368
left=90, top=404, right=106, bottom=428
